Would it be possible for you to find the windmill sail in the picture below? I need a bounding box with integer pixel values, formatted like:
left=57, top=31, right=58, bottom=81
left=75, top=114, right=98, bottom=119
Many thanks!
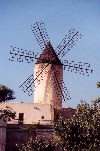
left=9, top=46, right=38, bottom=63
left=55, top=29, right=82, bottom=58
left=19, top=74, right=34, bottom=96
left=52, top=64, right=71, bottom=102
left=31, top=21, right=50, bottom=50
left=63, top=60, right=93, bottom=76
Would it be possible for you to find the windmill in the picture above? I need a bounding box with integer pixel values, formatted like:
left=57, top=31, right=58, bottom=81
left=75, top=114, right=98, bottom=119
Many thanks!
left=9, top=21, right=93, bottom=104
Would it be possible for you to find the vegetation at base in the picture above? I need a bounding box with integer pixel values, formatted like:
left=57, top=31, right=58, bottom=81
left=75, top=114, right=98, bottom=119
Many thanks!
left=0, top=106, right=16, bottom=123
left=94, top=82, right=100, bottom=103
left=0, top=84, right=16, bottom=122
left=54, top=101, right=100, bottom=151
left=18, top=137, right=55, bottom=151
left=18, top=101, right=100, bottom=151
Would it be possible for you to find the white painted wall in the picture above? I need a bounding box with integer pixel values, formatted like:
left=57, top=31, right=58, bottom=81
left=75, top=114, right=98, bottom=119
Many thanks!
left=0, top=103, right=52, bottom=124
left=34, top=63, right=63, bottom=108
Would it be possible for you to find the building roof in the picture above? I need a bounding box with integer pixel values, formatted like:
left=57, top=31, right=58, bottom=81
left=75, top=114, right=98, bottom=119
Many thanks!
left=36, top=42, right=62, bottom=64
left=54, top=108, right=75, bottom=121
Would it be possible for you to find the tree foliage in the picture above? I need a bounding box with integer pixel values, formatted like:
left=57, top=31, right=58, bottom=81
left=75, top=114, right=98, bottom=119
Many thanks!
left=96, top=82, right=100, bottom=88
left=54, top=101, right=100, bottom=151
left=0, top=85, right=16, bottom=122
left=0, top=84, right=15, bottom=102
left=17, top=101, right=100, bottom=151
left=0, top=106, right=16, bottom=123
left=93, top=97, right=100, bottom=103
left=18, top=137, right=55, bottom=151
left=93, top=82, right=100, bottom=103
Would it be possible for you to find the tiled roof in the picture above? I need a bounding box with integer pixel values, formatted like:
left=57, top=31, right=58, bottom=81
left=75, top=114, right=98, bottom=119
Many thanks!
left=54, top=108, right=75, bottom=120
left=36, top=42, right=62, bottom=64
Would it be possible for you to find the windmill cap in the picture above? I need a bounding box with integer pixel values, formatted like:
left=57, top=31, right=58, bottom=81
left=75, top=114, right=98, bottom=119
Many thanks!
left=36, top=42, right=62, bottom=64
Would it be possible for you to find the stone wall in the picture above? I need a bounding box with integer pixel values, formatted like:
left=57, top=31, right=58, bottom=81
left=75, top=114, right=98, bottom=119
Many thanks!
left=0, top=119, right=6, bottom=151
left=6, top=124, right=54, bottom=151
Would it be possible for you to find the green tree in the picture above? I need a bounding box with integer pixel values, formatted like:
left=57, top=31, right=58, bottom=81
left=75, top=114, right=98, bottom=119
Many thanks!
left=18, top=137, right=55, bottom=151
left=17, top=101, right=100, bottom=151
left=54, top=101, right=100, bottom=151
left=0, top=106, right=16, bottom=123
left=0, top=84, right=15, bottom=102
left=96, top=82, right=100, bottom=88
left=18, top=125, right=55, bottom=151
left=0, top=85, right=16, bottom=122
left=93, top=82, right=100, bottom=103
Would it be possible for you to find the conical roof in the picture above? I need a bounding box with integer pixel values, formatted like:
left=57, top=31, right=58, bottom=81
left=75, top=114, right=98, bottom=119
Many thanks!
left=36, top=42, right=62, bottom=64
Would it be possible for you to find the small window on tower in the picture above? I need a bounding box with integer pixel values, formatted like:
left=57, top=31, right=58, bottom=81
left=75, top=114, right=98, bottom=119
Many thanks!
left=41, top=116, right=44, bottom=119
left=18, top=113, right=24, bottom=124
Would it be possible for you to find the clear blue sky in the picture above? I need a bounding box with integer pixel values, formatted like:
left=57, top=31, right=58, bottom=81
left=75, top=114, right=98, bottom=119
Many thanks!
left=0, top=0, right=100, bottom=108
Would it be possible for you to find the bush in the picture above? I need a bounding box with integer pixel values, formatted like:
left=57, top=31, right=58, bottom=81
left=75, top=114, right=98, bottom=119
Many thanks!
left=54, top=101, right=100, bottom=151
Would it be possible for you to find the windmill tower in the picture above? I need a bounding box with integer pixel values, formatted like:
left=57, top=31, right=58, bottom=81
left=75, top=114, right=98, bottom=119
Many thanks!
left=9, top=21, right=93, bottom=107
left=34, top=42, right=63, bottom=108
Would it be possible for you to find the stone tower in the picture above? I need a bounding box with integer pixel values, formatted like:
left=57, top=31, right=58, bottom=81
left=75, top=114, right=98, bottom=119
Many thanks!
left=34, top=42, right=63, bottom=108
